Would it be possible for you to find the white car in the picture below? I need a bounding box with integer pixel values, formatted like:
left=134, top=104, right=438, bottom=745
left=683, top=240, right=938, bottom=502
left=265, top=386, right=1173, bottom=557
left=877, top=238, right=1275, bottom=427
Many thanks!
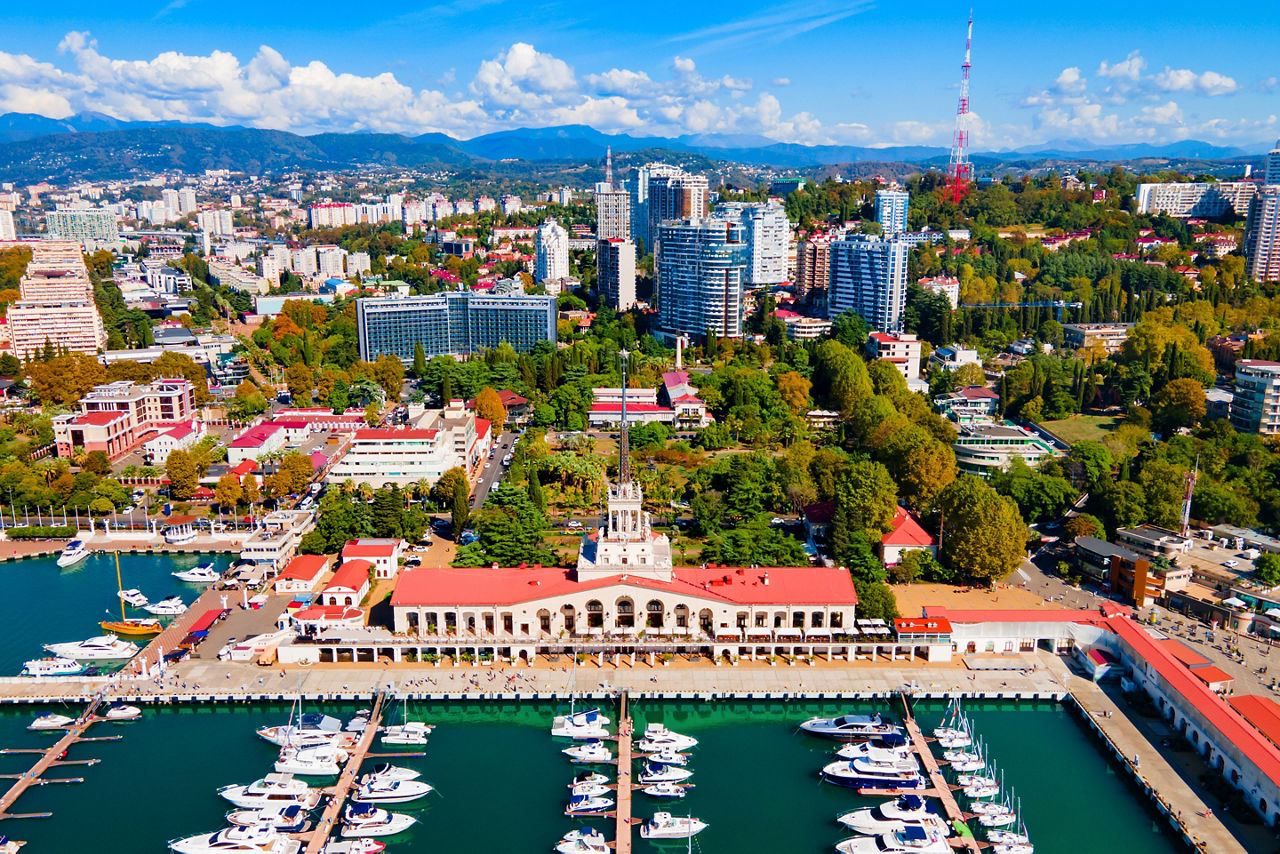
left=567, top=520, right=583, bottom=529
left=1224, top=559, right=1240, bottom=568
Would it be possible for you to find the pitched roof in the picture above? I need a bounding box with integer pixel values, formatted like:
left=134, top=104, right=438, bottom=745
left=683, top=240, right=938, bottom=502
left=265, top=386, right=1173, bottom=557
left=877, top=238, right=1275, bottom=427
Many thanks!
left=1190, top=665, right=1234, bottom=687
left=895, top=617, right=952, bottom=634
left=1159, top=638, right=1210, bottom=668
left=278, top=554, right=329, bottom=582
left=343, top=539, right=401, bottom=558
left=352, top=428, right=439, bottom=441
left=324, top=560, right=373, bottom=593
left=231, top=459, right=256, bottom=477
left=882, top=507, right=935, bottom=548
left=229, top=423, right=284, bottom=448
left=1230, top=695, right=1280, bottom=749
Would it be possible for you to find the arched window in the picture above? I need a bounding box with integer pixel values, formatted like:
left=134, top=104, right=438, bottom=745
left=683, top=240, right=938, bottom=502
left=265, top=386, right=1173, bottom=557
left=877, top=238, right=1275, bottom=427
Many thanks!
left=586, top=600, right=604, bottom=628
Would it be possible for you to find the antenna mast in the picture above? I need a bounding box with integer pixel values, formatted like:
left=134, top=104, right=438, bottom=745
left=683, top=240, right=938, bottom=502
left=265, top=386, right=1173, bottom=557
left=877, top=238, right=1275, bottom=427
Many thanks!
left=618, top=349, right=630, bottom=483
left=945, top=12, right=974, bottom=205
left=605, top=145, right=614, bottom=190
left=1180, top=456, right=1199, bottom=537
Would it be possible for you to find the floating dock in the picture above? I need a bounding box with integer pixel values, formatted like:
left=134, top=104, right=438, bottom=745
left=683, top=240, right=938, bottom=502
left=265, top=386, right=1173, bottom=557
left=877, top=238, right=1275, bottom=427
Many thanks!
left=614, top=690, right=632, bottom=854
left=0, top=697, right=104, bottom=820
left=301, top=692, right=386, bottom=854
left=897, top=693, right=982, bottom=854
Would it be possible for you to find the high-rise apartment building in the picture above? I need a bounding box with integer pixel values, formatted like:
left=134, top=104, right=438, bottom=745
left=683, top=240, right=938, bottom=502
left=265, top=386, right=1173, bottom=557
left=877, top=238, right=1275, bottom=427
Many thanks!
left=828, top=234, right=909, bottom=332
left=535, top=218, right=570, bottom=283
left=1246, top=185, right=1280, bottom=283
left=648, top=173, right=709, bottom=247
left=712, top=201, right=790, bottom=287
left=630, top=162, right=684, bottom=249
left=161, top=189, right=180, bottom=220
left=177, top=188, right=197, bottom=216
left=356, top=292, right=557, bottom=362
left=196, top=209, right=234, bottom=236
left=1232, top=360, right=1280, bottom=435
left=597, top=238, right=637, bottom=311
left=795, top=238, right=832, bottom=299
left=875, top=189, right=910, bottom=235
left=1136, top=182, right=1257, bottom=218
left=46, top=207, right=119, bottom=244
left=595, top=189, right=631, bottom=241
left=1265, top=139, right=1280, bottom=185
left=0, top=210, right=14, bottom=241
left=309, top=203, right=358, bottom=228
left=7, top=241, right=108, bottom=357
left=656, top=218, right=747, bottom=339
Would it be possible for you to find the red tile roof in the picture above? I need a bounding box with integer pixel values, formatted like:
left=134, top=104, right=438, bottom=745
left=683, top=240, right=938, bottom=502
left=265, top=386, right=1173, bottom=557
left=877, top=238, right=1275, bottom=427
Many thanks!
left=278, top=554, right=329, bottom=582
left=921, top=606, right=1120, bottom=624
left=343, top=540, right=400, bottom=558
left=1190, top=665, right=1234, bottom=687
left=293, top=605, right=364, bottom=623
left=391, top=565, right=857, bottom=608
left=895, top=617, right=952, bottom=634
left=589, top=402, right=673, bottom=413
left=231, top=460, right=256, bottom=477
left=352, top=429, right=439, bottom=441
left=324, top=560, right=373, bottom=593
left=76, top=411, right=129, bottom=426
left=882, top=507, right=935, bottom=548
left=229, top=423, right=283, bottom=448
left=1230, top=695, right=1280, bottom=749
left=1159, top=638, right=1210, bottom=668
left=958, top=386, right=999, bottom=400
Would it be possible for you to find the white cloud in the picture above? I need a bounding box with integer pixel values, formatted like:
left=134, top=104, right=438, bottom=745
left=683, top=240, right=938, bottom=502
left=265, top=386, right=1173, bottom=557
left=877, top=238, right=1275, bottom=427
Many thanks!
left=1154, top=67, right=1238, bottom=96
left=771, top=77, right=791, bottom=87
left=1053, top=67, right=1086, bottom=95
left=1097, top=50, right=1146, bottom=82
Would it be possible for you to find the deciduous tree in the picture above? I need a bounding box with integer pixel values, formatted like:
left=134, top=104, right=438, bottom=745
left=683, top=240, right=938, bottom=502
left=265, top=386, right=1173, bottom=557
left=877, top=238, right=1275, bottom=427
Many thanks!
left=215, top=473, right=242, bottom=510
left=165, top=449, right=198, bottom=500
left=937, top=474, right=1027, bottom=584
left=474, top=387, right=508, bottom=432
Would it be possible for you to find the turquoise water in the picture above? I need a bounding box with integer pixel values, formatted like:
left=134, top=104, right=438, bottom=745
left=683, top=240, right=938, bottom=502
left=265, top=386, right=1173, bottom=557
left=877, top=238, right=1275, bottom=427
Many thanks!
left=0, top=698, right=1181, bottom=853
left=1, top=552, right=237, bottom=675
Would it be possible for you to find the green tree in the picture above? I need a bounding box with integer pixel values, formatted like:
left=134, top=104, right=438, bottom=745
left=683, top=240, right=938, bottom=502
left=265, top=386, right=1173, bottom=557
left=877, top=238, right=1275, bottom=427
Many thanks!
left=329, top=379, right=350, bottom=414
left=938, top=474, right=1027, bottom=584
left=527, top=472, right=547, bottom=512
left=832, top=460, right=898, bottom=556
left=412, top=342, right=428, bottom=380
left=83, top=450, right=112, bottom=476
left=364, top=399, right=381, bottom=426
left=450, top=474, right=471, bottom=535
left=273, top=453, right=316, bottom=496
left=1062, top=513, right=1104, bottom=542
left=215, top=473, right=242, bottom=510
left=1152, top=377, right=1207, bottom=434
left=165, top=449, right=198, bottom=501
left=854, top=580, right=900, bottom=623
left=1255, top=553, right=1280, bottom=587
left=241, top=473, right=261, bottom=509
left=891, top=549, right=943, bottom=584
left=473, top=483, right=553, bottom=566
left=431, top=467, right=469, bottom=507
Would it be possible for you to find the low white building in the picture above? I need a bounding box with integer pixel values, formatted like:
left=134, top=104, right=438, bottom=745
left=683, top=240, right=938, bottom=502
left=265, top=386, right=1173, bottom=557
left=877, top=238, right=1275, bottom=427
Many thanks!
left=866, top=331, right=923, bottom=381
left=142, top=420, right=207, bottom=462
left=342, top=539, right=406, bottom=581
left=929, top=345, right=982, bottom=373
left=239, top=509, right=314, bottom=573
left=321, top=559, right=372, bottom=607
left=227, top=423, right=288, bottom=465
left=274, top=554, right=329, bottom=595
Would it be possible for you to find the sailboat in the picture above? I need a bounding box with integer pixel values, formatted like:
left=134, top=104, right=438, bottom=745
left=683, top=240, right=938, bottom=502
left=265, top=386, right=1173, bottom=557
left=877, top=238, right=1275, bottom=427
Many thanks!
left=101, top=551, right=163, bottom=636
left=551, top=654, right=611, bottom=738
left=380, top=694, right=434, bottom=746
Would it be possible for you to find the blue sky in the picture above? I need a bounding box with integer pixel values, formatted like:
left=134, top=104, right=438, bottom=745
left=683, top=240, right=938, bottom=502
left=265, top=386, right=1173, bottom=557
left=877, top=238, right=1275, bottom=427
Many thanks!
left=2, top=0, right=1277, bottom=149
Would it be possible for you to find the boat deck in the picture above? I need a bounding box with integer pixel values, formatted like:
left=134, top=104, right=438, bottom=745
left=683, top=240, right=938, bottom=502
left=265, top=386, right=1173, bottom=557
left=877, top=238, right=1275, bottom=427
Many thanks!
left=299, top=692, right=386, bottom=854
left=899, top=693, right=983, bottom=854
left=0, top=697, right=104, bottom=820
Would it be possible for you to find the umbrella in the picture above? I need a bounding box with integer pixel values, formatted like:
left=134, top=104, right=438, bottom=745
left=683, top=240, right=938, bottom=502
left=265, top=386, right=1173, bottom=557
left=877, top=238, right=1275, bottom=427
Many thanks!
left=1266, top=608, right=1280, bottom=619
left=1222, top=597, right=1247, bottom=608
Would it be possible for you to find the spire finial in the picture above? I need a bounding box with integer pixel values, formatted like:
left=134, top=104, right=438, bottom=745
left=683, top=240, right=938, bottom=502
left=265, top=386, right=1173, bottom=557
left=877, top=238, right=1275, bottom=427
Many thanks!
left=605, top=146, right=614, bottom=189
left=618, top=348, right=630, bottom=483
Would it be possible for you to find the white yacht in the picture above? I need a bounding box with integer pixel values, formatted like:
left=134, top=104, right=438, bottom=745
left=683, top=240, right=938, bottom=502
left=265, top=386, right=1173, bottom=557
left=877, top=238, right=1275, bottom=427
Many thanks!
left=978, top=812, right=1017, bottom=828
left=218, top=774, right=322, bottom=810
left=935, top=730, right=972, bottom=749
left=838, top=795, right=949, bottom=836
left=641, top=781, right=690, bottom=799
left=22, top=657, right=83, bottom=677
left=565, top=793, right=613, bottom=815
left=639, top=812, right=707, bottom=840
left=969, top=802, right=1012, bottom=818
left=103, top=703, right=141, bottom=721
left=944, top=751, right=985, bottom=773
left=173, top=563, right=220, bottom=584
left=320, top=842, right=385, bottom=854
left=351, top=777, right=433, bottom=804
left=168, top=824, right=301, bottom=854
left=835, top=826, right=950, bottom=854
left=117, top=588, right=149, bottom=608
left=28, top=713, right=74, bottom=731
left=635, top=722, right=697, bottom=752
left=638, top=762, right=692, bottom=784
left=359, top=764, right=419, bottom=785
left=569, top=781, right=610, bottom=798
left=836, top=733, right=912, bottom=761
left=381, top=721, right=433, bottom=746
left=644, top=748, right=689, bottom=766
left=992, top=846, right=1032, bottom=854
left=800, top=713, right=902, bottom=742
left=226, top=805, right=309, bottom=832
left=340, top=803, right=416, bottom=838
left=570, top=771, right=610, bottom=788
left=551, top=708, right=611, bottom=740
left=145, top=596, right=188, bottom=616
left=257, top=714, right=353, bottom=748
left=275, top=745, right=347, bottom=776
left=56, top=540, right=91, bottom=568
left=955, top=774, right=995, bottom=788
left=964, top=782, right=1000, bottom=799
left=986, top=830, right=1030, bottom=846
left=821, top=757, right=925, bottom=790
left=44, top=634, right=139, bottom=662
left=556, top=828, right=609, bottom=854
left=563, top=740, right=613, bottom=763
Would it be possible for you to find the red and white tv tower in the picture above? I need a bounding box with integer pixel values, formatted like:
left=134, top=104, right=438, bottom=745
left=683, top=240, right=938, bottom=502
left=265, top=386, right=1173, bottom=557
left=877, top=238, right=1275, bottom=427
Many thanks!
left=945, top=13, right=974, bottom=205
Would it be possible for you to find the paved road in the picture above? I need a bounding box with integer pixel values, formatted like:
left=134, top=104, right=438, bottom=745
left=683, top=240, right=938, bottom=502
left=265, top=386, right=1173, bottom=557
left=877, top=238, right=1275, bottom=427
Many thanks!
left=470, top=431, right=518, bottom=508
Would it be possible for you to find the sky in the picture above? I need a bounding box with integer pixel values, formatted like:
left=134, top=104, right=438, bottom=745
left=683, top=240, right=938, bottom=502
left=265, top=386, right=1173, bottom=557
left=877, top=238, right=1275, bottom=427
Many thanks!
left=1, top=0, right=1277, bottom=151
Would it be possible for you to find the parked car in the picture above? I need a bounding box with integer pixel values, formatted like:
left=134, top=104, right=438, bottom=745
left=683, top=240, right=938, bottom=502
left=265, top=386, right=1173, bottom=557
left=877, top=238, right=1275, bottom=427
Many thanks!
left=1224, top=559, right=1240, bottom=568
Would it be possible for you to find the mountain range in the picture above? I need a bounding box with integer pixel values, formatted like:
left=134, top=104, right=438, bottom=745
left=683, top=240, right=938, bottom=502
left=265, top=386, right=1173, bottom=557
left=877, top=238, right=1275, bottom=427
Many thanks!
left=0, top=112, right=1265, bottom=183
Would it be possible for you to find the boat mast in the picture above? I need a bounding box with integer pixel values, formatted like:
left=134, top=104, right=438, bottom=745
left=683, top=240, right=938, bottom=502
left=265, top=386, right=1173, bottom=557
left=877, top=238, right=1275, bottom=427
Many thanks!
left=114, top=550, right=126, bottom=623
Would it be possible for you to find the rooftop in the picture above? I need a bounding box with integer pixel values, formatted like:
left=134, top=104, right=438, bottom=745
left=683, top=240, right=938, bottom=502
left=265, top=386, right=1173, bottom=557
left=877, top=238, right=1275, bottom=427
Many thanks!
left=324, top=560, right=374, bottom=593
left=277, top=554, right=329, bottom=582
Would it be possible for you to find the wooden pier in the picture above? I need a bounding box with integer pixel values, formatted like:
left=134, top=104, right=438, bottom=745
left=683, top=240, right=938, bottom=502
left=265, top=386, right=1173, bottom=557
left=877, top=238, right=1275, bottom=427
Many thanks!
left=125, top=582, right=227, bottom=676
left=301, top=692, right=386, bottom=854
left=898, top=693, right=982, bottom=854
left=614, top=691, right=633, bottom=854
left=0, top=697, right=104, bottom=820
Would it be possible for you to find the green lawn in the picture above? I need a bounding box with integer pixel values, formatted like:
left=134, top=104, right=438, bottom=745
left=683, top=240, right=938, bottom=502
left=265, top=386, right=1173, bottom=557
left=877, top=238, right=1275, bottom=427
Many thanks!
left=1038, top=414, right=1121, bottom=445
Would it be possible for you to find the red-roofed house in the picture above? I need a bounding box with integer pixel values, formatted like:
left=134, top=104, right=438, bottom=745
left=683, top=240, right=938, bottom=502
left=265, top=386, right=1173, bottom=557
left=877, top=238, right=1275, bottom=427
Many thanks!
left=342, top=539, right=406, bottom=580
left=881, top=508, right=937, bottom=566
left=227, top=423, right=287, bottom=465
left=230, top=459, right=257, bottom=479
left=660, top=371, right=712, bottom=427
left=321, top=560, right=372, bottom=607
left=465, top=389, right=530, bottom=423
left=141, top=420, right=207, bottom=462
left=275, top=554, right=330, bottom=594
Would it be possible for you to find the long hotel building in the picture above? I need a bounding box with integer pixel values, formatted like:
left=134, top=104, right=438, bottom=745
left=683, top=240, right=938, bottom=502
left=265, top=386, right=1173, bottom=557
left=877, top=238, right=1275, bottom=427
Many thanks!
left=355, top=290, right=557, bottom=362
left=5, top=241, right=108, bottom=358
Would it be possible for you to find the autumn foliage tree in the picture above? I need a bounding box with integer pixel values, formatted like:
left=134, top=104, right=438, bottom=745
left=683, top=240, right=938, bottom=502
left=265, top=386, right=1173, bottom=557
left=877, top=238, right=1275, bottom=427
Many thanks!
left=938, top=474, right=1028, bottom=584
left=474, top=387, right=507, bottom=431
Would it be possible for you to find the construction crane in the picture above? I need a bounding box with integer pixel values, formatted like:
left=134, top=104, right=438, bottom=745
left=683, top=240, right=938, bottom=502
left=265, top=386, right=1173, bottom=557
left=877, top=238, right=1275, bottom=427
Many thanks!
left=944, top=13, right=975, bottom=205
left=962, top=300, right=1084, bottom=322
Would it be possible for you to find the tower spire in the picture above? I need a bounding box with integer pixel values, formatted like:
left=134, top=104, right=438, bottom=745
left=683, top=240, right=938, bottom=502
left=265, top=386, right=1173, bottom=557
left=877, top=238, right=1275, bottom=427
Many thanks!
left=605, top=145, right=614, bottom=189
left=945, top=12, right=974, bottom=205
left=618, top=348, right=630, bottom=483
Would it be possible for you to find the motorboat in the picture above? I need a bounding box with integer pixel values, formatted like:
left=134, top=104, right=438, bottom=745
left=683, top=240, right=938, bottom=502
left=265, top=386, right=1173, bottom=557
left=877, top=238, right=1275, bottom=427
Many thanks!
left=218, top=774, right=322, bottom=810
left=381, top=721, right=433, bottom=746
left=992, top=844, right=1033, bottom=854
left=173, top=563, right=220, bottom=584
left=570, top=771, right=610, bottom=787
left=340, top=803, right=416, bottom=838
left=836, top=733, right=912, bottom=761
left=168, top=823, right=301, bottom=854
left=644, top=748, right=689, bottom=766
left=145, top=596, right=188, bottom=616
left=275, top=745, right=347, bottom=776
left=964, top=783, right=1000, bottom=799
left=635, top=722, right=697, bottom=752
left=821, top=757, right=925, bottom=790
left=321, top=843, right=384, bottom=854
left=835, top=826, right=951, bottom=854
left=641, top=781, right=690, bottom=798
left=351, top=777, right=434, bottom=804
left=955, top=774, right=995, bottom=788
left=56, top=540, right=91, bottom=568
left=570, top=781, right=611, bottom=798
left=226, top=804, right=309, bottom=832
left=0, top=837, right=21, bottom=854
left=969, top=802, right=1012, bottom=818
left=563, top=740, right=613, bottom=763
left=346, top=710, right=373, bottom=732
left=638, top=762, right=692, bottom=784
left=556, top=828, right=609, bottom=854
left=28, top=713, right=74, bottom=731
left=838, top=795, right=949, bottom=836
left=44, top=634, right=139, bottom=661
left=565, top=793, right=613, bottom=815
left=103, top=702, right=142, bottom=721
left=118, top=588, right=149, bottom=608
left=551, top=707, right=611, bottom=740
left=361, top=764, right=419, bottom=784
left=257, top=714, right=353, bottom=748
left=99, top=618, right=162, bottom=636
left=21, top=657, right=83, bottom=677
left=639, top=812, right=707, bottom=840
left=800, top=713, right=902, bottom=742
